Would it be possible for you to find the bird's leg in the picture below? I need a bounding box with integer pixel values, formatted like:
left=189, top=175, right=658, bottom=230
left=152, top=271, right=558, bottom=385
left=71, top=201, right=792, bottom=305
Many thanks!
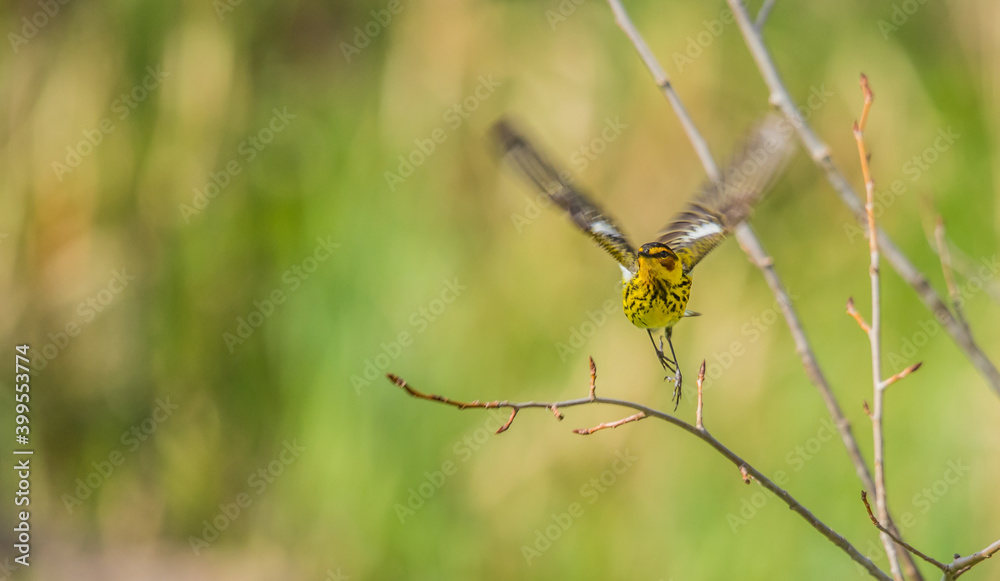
left=664, top=327, right=682, bottom=409
left=647, top=329, right=675, bottom=373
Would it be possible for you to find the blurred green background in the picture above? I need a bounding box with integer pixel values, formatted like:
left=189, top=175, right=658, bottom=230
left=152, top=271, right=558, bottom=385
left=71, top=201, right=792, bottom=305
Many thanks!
left=1, top=0, right=998, bottom=578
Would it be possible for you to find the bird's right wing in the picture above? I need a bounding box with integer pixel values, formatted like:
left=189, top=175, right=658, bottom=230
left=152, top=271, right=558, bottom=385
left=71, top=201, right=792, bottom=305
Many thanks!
left=492, top=119, right=637, bottom=272
left=658, top=114, right=796, bottom=272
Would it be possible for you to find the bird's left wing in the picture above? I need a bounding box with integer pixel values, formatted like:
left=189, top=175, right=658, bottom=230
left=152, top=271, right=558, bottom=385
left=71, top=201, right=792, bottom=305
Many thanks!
left=492, top=119, right=637, bottom=273
left=658, top=114, right=796, bottom=272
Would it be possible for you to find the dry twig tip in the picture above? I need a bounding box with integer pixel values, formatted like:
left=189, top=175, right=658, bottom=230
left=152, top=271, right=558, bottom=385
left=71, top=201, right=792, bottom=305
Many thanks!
left=846, top=297, right=871, bottom=334
left=496, top=409, right=517, bottom=434
left=696, top=360, right=706, bottom=430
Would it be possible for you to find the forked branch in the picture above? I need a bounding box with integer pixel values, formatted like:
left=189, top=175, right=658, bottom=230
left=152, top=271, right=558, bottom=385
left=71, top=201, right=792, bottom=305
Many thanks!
left=861, top=492, right=1000, bottom=580
left=726, top=0, right=1000, bottom=399
left=388, top=359, right=891, bottom=580
left=851, top=73, right=907, bottom=581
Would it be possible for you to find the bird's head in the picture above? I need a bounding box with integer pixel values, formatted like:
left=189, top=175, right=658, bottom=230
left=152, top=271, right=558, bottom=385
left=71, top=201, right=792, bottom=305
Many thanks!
left=637, top=242, right=683, bottom=282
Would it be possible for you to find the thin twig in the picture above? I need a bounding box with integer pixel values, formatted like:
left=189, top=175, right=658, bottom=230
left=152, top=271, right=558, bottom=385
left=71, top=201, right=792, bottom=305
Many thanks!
left=695, top=360, right=705, bottom=430
left=605, top=0, right=720, bottom=181
left=862, top=491, right=1000, bottom=580
left=755, top=0, right=777, bottom=29
left=497, top=409, right=518, bottom=434
left=588, top=355, right=598, bottom=400
left=934, top=217, right=970, bottom=332
left=573, top=412, right=646, bottom=435
left=945, top=538, right=1000, bottom=580
left=918, top=201, right=1000, bottom=306
left=882, top=362, right=922, bottom=390
left=852, top=75, right=905, bottom=581
left=858, top=75, right=874, bottom=133
left=387, top=366, right=893, bottom=581
left=727, top=0, right=1000, bottom=400
left=847, top=297, right=872, bottom=334
left=861, top=491, right=948, bottom=571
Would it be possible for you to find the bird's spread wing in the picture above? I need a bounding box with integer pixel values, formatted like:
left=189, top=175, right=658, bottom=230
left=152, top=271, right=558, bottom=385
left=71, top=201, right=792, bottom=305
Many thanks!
left=492, top=119, right=637, bottom=272
left=658, top=114, right=796, bottom=272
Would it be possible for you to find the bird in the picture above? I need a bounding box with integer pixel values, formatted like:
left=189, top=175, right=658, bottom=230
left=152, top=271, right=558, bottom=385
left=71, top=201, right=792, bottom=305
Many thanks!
left=491, top=114, right=795, bottom=408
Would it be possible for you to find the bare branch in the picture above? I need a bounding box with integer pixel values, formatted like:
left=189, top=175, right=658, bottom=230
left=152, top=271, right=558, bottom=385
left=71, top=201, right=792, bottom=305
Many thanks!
left=727, top=0, right=1000, bottom=400
left=847, top=297, right=871, bottom=334
left=857, top=74, right=874, bottom=133
left=852, top=75, right=905, bottom=581
left=861, top=491, right=948, bottom=571
left=573, top=412, right=646, bottom=435
left=388, top=363, right=892, bottom=581
left=881, top=362, right=922, bottom=390
left=862, top=491, right=1000, bottom=580
left=604, top=0, right=720, bottom=181
left=588, top=355, right=598, bottom=400
left=946, top=538, right=1000, bottom=579
left=755, top=0, right=777, bottom=29
left=497, top=409, right=518, bottom=434
left=934, top=217, right=970, bottom=331
left=695, top=359, right=706, bottom=430
left=919, top=200, right=1000, bottom=306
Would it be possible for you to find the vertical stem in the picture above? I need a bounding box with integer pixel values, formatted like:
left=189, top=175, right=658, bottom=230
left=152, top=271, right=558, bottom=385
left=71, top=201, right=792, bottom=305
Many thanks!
left=605, top=0, right=721, bottom=183
left=854, top=80, right=903, bottom=581
left=727, top=0, right=1000, bottom=401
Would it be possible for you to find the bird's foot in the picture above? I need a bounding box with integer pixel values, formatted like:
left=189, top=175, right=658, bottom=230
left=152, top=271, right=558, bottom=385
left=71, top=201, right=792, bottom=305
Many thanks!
left=656, top=352, right=676, bottom=374
left=664, top=370, right=683, bottom=411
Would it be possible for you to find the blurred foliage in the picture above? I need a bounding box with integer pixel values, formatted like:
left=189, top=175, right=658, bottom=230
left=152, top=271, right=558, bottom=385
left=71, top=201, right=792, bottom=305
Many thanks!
left=0, top=0, right=998, bottom=578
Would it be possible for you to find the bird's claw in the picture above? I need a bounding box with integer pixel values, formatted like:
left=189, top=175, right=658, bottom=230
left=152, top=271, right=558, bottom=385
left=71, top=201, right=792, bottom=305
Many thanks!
left=662, top=371, right=683, bottom=410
